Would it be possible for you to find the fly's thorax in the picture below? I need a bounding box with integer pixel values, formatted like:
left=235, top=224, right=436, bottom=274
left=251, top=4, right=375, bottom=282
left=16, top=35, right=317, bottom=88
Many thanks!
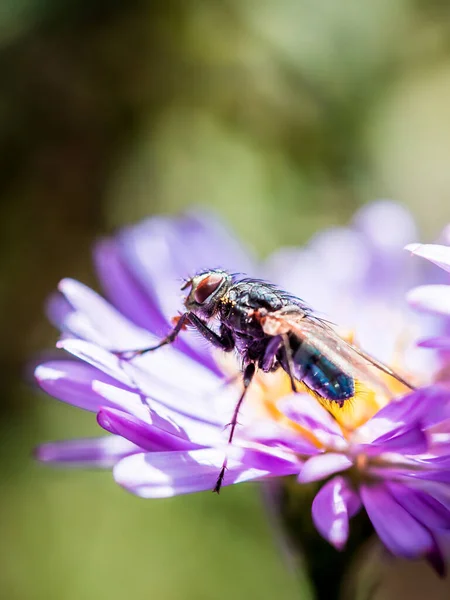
left=216, top=280, right=286, bottom=339
left=228, top=281, right=285, bottom=312
left=218, top=295, right=266, bottom=340
left=183, top=269, right=232, bottom=318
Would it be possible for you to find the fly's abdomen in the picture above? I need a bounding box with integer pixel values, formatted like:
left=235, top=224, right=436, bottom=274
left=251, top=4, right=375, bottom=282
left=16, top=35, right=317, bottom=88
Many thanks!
left=291, top=340, right=354, bottom=402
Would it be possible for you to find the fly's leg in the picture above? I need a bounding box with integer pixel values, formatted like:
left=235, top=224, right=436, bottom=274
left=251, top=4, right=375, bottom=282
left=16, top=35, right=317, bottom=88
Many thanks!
left=114, top=313, right=235, bottom=359
left=281, top=333, right=298, bottom=392
left=259, top=335, right=282, bottom=372
left=213, top=362, right=256, bottom=494
left=114, top=312, right=190, bottom=359
left=188, top=314, right=235, bottom=352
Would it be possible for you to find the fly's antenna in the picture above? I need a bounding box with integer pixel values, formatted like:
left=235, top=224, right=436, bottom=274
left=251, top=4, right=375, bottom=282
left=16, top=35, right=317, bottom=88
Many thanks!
left=179, top=275, right=193, bottom=291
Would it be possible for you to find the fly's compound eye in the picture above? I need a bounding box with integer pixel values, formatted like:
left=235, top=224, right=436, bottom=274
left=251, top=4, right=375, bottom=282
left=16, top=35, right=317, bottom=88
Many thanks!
left=194, top=273, right=224, bottom=304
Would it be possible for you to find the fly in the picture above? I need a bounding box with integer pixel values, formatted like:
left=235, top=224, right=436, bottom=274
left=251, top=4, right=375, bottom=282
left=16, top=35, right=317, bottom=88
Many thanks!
left=116, top=269, right=415, bottom=492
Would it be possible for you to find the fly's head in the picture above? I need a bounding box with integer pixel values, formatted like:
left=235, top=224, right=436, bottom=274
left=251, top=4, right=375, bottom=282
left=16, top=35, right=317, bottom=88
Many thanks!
left=182, top=269, right=232, bottom=318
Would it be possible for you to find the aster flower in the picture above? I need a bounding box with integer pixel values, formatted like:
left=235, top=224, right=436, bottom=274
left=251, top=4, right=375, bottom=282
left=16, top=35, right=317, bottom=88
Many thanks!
left=35, top=203, right=450, bottom=574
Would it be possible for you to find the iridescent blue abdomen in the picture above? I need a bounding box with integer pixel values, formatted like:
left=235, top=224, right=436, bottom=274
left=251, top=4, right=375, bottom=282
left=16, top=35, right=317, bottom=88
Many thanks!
left=289, top=339, right=354, bottom=402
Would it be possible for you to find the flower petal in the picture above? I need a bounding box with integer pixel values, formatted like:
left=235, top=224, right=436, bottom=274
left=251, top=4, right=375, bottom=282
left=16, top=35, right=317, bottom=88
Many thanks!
left=176, top=211, right=256, bottom=275
left=58, top=278, right=154, bottom=348
left=46, top=292, right=74, bottom=331
left=245, top=420, right=320, bottom=456
left=57, top=337, right=225, bottom=424
left=35, top=436, right=138, bottom=467
left=417, top=336, right=450, bottom=350
left=312, top=476, right=361, bottom=550
left=35, top=360, right=133, bottom=412
left=298, top=453, right=352, bottom=483
left=405, top=243, right=450, bottom=273
left=114, top=446, right=297, bottom=498
left=358, top=424, right=428, bottom=456
left=278, top=394, right=344, bottom=447
left=415, top=481, right=450, bottom=512
left=427, top=418, right=450, bottom=454
left=402, top=469, right=450, bottom=484
left=94, top=238, right=167, bottom=334
left=57, top=338, right=137, bottom=387
left=407, top=285, right=450, bottom=317
left=360, top=484, right=434, bottom=558
left=386, top=482, right=450, bottom=530
left=97, top=407, right=203, bottom=452
left=92, top=380, right=224, bottom=446
left=35, top=357, right=212, bottom=441
left=359, top=386, right=450, bottom=441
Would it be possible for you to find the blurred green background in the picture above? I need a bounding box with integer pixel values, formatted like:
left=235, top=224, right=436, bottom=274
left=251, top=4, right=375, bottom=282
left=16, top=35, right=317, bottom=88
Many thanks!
left=1, top=2, right=450, bottom=599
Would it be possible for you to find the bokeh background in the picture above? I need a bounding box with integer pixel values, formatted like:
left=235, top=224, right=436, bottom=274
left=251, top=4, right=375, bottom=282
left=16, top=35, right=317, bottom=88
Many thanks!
left=1, top=2, right=450, bottom=599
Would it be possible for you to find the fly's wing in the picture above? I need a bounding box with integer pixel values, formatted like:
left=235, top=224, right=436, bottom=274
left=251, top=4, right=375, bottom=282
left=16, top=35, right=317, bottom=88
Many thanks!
left=344, top=343, right=415, bottom=390
left=261, top=310, right=415, bottom=396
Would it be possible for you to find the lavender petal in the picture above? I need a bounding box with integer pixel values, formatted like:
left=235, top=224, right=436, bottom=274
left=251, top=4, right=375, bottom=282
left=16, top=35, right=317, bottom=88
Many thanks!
left=360, top=484, right=434, bottom=558
left=359, top=386, right=450, bottom=440
left=114, top=446, right=297, bottom=498
left=58, top=278, right=157, bottom=348
left=57, top=338, right=137, bottom=387
left=417, top=336, right=450, bottom=350
left=278, top=394, right=344, bottom=445
left=46, top=292, right=74, bottom=331
left=35, top=360, right=131, bottom=412
left=245, top=420, right=320, bottom=456
left=41, top=344, right=225, bottom=443
left=407, top=285, right=450, bottom=317
left=94, top=238, right=167, bottom=334
left=92, top=379, right=226, bottom=447
left=357, top=424, right=428, bottom=456
left=97, top=407, right=204, bottom=452
left=405, top=243, right=450, bottom=273
left=312, top=476, right=361, bottom=550
left=35, top=435, right=139, bottom=467
left=391, top=469, right=450, bottom=484
left=57, top=336, right=221, bottom=419
left=414, top=481, right=450, bottom=512
left=298, top=453, right=353, bottom=483
left=386, top=482, right=450, bottom=530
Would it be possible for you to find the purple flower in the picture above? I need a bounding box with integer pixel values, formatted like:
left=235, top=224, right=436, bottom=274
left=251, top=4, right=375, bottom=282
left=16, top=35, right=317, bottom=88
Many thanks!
left=35, top=203, right=450, bottom=569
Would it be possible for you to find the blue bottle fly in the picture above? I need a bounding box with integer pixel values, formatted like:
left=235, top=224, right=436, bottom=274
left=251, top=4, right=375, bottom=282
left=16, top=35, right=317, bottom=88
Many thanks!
left=119, top=269, right=414, bottom=491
